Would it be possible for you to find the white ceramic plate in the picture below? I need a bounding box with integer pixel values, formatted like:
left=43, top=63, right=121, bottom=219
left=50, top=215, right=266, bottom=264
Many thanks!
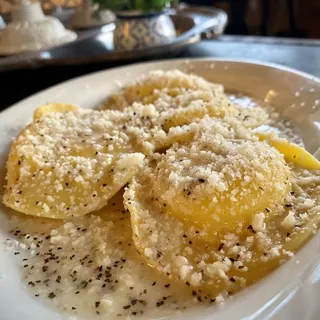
left=0, top=58, right=319, bottom=320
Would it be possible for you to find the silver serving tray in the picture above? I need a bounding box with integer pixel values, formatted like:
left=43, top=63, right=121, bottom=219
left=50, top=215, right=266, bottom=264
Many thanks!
left=0, top=5, right=227, bottom=71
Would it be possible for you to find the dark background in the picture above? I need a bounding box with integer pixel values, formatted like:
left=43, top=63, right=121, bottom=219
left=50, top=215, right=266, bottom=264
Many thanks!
left=184, top=0, right=320, bottom=38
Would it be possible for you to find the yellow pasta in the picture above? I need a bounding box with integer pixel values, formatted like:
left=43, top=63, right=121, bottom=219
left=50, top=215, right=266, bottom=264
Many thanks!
left=127, top=120, right=292, bottom=240
left=257, top=132, right=320, bottom=170
left=125, top=168, right=319, bottom=295
left=33, top=103, right=79, bottom=120
left=103, top=69, right=224, bottom=110
left=3, top=105, right=148, bottom=219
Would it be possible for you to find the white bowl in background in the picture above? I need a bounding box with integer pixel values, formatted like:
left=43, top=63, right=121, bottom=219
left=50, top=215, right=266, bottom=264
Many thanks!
left=0, top=2, right=77, bottom=55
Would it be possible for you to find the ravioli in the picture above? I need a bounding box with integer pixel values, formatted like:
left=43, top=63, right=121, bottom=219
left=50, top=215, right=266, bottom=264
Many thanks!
left=125, top=168, right=319, bottom=296
left=103, top=69, right=269, bottom=132
left=3, top=106, right=151, bottom=219
left=257, top=132, right=320, bottom=170
left=33, top=103, right=79, bottom=120
left=127, top=119, right=292, bottom=240
left=8, top=103, right=237, bottom=219
left=102, top=70, right=225, bottom=111
left=124, top=119, right=320, bottom=295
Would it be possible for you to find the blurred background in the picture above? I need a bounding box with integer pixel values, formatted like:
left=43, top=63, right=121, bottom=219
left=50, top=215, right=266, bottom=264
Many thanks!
left=1, top=0, right=319, bottom=38
left=1, top=0, right=319, bottom=109
left=185, top=0, right=320, bottom=38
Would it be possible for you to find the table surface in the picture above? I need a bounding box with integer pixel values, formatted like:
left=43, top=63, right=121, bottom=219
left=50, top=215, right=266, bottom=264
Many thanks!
left=1, top=36, right=319, bottom=111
